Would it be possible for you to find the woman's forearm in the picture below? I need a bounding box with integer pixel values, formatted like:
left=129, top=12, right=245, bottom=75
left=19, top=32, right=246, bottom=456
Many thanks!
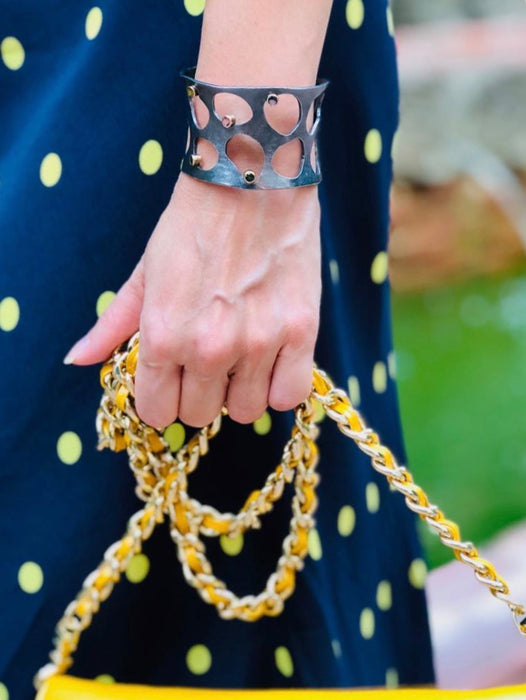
left=192, top=1, right=334, bottom=177
left=195, top=0, right=334, bottom=86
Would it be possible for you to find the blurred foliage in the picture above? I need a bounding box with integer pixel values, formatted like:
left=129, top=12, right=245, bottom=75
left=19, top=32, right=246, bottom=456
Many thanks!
left=392, top=267, right=526, bottom=568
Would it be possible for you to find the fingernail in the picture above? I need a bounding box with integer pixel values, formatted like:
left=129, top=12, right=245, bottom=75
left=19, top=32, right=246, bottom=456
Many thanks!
left=63, top=334, right=90, bottom=364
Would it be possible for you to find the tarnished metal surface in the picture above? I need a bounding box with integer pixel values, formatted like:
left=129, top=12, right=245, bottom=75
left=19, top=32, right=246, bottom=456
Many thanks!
left=179, top=66, right=329, bottom=189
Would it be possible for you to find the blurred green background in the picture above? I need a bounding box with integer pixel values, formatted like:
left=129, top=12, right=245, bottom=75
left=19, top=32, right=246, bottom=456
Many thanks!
left=390, top=1, right=526, bottom=568
left=392, top=267, right=526, bottom=568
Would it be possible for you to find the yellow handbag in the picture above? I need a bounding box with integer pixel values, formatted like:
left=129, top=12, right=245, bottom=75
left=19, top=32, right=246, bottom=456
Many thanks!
left=34, top=332, right=526, bottom=699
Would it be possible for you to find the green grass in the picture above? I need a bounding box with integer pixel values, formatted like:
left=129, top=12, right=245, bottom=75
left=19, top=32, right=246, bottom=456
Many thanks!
left=391, top=266, right=526, bottom=567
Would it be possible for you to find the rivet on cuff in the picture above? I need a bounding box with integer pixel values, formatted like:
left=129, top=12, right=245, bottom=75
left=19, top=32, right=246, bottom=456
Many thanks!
left=221, top=114, right=236, bottom=128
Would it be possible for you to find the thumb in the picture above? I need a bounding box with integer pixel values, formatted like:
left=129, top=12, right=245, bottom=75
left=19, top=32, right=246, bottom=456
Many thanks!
left=63, top=256, right=145, bottom=365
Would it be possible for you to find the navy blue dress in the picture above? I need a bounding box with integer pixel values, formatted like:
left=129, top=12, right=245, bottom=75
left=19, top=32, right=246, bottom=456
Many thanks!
left=0, top=1, right=435, bottom=698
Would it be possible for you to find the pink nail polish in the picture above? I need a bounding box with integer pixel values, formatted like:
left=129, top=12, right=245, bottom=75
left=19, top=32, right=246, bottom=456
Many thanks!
left=63, top=334, right=90, bottom=364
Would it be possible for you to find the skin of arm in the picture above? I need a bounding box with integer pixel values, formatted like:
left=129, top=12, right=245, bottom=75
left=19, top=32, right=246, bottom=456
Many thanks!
left=63, top=0, right=334, bottom=430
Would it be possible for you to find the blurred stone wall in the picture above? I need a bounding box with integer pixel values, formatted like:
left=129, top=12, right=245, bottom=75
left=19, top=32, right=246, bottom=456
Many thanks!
left=387, top=3, right=526, bottom=292
left=392, top=0, right=524, bottom=24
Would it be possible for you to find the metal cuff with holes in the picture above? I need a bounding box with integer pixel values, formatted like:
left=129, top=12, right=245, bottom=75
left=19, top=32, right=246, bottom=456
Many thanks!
left=179, top=66, right=330, bottom=190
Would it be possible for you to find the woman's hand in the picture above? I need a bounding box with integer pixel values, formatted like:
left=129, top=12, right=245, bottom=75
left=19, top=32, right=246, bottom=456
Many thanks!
left=63, top=172, right=322, bottom=429
left=63, top=0, right=333, bottom=430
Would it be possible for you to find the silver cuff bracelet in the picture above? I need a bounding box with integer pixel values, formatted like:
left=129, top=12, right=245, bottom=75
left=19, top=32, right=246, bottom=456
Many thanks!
left=179, top=66, right=330, bottom=190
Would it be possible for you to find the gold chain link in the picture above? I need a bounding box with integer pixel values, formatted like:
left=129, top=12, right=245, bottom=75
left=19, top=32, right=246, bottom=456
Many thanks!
left=34, top=332, right=526, bottom=691
left=34, top=332, right=320, bottom=689
left=309, top=368, right=526, bottom=637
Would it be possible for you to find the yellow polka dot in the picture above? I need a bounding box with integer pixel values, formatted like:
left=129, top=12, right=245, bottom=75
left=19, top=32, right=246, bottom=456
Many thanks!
left=253, top=410, right=272, bottom=436
left=386, top=667, right=399, bottom=689
left=331, top=639, right=342, bottom=658
left=1, top=36, right=25, bottom=70
left=125, top=553, right=150, bottom=583
left=386, top=6, right=395, bottom=37
left=163, top=422, right=186, bottom=452
left=184, top=0, right=206, bottom=16
left=366, top=482, right=380, bottom=513
left=329, top=259, right=340, bottom=284
left=85, top=7, right=103, bottom=40
left=372, top=361, right=387, bottom=393
left=40, top=153, right=62, bottom=187
left=95, top=290, right=115, bottom=317
left=18, top=561, right=43, bottom=594
left=313, top=399, right=326, bottom=423
left=0, top=683, right=8, bottom=700
left=408, top=558, right=427, bottom=589
left=364, top=129, right=382, bottom=164
left=376, top=580, right=392, bottom=611
left=0, top=296, right=20, bottom=331
left=359, top=607, right=375, bottom=640
left=370, top=251, right=389, bottom=284
left=308, top=528, right=322, bottom=560
left=138, top=139, right=163, bottom=175
left=220, top=533, right=244, bottom=556
left=56, top=431, right=82, bottom=465
left=95, top=675, right=115, bottom=684
left=275, top=646, right=294, bottom=678
left=345, top=0, right=364, bottom=29
left=186, top=644, right=212, bottom=675
left=387, top=350, right=396, bottom=379
left=347, top=375, right=360, bottom=406
left=337, top=505, right=356, bottom=537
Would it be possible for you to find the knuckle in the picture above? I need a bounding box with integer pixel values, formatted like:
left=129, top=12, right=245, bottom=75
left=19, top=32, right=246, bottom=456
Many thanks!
left=194, top=351, right=227, bottom=377
left=140, top=321, right=177, bottom=366
left=192, top=334, right=237, bottom=375
left=228, top=404, right=266, bottom=425
left=246, top=331, right=271, bottom=358
left=178, top=409, right=216, bottom=429
left=134, top=402, right=174, bottom=431
left=269, top=376, right=312, bottom=412
left=286, top=310, right=319, bottom=346
left=268, top=394, right=297, bottom=412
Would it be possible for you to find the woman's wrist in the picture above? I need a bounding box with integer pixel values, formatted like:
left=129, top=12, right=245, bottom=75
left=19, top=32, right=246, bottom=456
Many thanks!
left=191, top=93, right=313, bottom=177
left=186, top=0, right=332, bottom=185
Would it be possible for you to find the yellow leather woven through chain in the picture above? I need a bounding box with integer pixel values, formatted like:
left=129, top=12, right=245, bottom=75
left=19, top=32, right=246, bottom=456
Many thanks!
left=34, top=331, right=526, bottom=691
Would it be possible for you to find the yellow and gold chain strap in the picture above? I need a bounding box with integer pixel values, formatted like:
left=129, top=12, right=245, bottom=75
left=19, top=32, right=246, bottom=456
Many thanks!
left=34, top=331, right=526, bottom=691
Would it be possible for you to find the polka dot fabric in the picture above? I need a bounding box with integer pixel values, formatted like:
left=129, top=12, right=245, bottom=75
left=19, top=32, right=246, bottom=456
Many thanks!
left=0, top=1, right=434, bottom=698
